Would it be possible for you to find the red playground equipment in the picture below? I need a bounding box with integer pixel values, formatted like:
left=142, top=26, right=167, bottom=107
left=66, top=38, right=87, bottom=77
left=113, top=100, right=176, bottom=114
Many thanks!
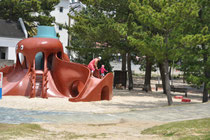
left=0, top=26, right=113, bottom=102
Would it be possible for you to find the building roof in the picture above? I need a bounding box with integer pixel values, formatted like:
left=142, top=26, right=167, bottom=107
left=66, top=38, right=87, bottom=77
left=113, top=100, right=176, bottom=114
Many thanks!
left=0, top=19, right=25, bottom=38
left=70, top=1, right=86, bottom=16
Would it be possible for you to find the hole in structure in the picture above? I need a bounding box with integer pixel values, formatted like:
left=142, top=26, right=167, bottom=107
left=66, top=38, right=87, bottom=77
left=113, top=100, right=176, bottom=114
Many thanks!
left=70, top=81, right=84, bottom=97
left=47, top=53, right=53, bottom=70
left=57, top=52, right=62, bottom=59
left=35, top=52, right=44, bottom=70
left=101, top=86, right=109, bottom=100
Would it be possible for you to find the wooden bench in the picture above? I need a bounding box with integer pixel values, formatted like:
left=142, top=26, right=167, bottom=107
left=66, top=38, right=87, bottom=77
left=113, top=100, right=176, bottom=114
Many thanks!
left=155, top=84, right=188, bottom=97
left=171, top=85, right=188, bottom=97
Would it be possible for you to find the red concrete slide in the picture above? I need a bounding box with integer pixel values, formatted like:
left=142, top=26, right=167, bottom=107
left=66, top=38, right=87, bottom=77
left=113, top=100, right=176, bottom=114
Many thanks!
left=0, top=26, right=113, bottom=102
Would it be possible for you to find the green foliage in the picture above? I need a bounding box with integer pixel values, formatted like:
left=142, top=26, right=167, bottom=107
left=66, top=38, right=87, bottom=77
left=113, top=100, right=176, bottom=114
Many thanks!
left=0, top=0, right=60, bottom=36
left=127, top=0, right=210, bottom=99
left=68, top=3, right=129, bottom=50
left=128, top=0, right=199, bottom=62
left=180, top=0, right=210, bottom=91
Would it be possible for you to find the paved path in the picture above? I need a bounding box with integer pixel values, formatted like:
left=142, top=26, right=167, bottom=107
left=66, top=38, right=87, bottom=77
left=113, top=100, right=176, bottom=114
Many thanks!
left=0, top=103, right=209, bottom=124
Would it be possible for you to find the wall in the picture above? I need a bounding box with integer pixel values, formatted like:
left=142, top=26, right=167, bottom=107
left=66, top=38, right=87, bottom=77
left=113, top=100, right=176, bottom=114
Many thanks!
left=51, top=0, right=71, bottom=54
left=0, top=37, right=23, bottom=62
left=51, top=0, right=81, bottom=56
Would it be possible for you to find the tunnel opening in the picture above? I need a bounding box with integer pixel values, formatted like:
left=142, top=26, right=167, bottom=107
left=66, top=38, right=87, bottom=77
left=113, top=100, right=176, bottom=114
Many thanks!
left=70, top=80, right=84, bottom=97
left=35, top=52, right=44, bottom=70
left=101, top=86, right=109, bottom=100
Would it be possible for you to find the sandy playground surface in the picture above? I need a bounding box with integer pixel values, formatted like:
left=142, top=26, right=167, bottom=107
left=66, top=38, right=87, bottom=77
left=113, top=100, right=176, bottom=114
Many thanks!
left=0, top=84, right=203, bottom=140
left=0, top=76, right=205, bottom=139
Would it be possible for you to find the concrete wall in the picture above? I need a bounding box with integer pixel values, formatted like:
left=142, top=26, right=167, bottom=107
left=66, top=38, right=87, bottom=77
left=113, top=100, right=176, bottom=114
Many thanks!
left=0, top=59, right=14, bottom=67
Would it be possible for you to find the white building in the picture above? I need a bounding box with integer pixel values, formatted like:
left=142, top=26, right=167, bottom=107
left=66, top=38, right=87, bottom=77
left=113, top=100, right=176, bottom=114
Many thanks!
left=0, top=18, right=27, bottom=66
left=51, top=0, right=85, bottom=57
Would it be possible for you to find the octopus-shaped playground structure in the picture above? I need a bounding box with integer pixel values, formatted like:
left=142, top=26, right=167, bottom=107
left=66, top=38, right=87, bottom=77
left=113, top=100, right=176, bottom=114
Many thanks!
left=0, top=26, right=113, bottom=102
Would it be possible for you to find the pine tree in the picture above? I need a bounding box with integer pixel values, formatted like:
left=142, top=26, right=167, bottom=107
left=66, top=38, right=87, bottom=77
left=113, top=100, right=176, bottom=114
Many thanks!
left=129, top=0, right=199, bottom=105
left=181, top=0, right=210, bottom=102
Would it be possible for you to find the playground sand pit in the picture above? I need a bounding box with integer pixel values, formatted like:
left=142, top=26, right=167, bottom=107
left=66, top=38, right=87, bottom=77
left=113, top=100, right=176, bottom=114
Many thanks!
left=0, top=87, right=203, bottom=140
left=0, top=89, right=202, bottom=113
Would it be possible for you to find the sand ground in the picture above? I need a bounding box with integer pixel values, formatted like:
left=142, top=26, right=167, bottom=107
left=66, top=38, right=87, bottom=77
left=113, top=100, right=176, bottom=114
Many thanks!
left=0, top=77, right=204, bottom=140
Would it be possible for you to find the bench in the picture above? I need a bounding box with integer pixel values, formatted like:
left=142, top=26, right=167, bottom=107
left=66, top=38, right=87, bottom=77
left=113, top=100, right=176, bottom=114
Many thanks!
left=133, top=84, right=144, bottom=88
left=134, top=84, right=152, bottom=92
left=155, top=84, right=188, bottom=97
left=171, top=85, right=188, bottom=97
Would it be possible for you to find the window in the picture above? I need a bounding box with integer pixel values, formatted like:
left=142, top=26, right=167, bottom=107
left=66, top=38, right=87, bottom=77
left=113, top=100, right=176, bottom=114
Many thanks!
left=0, top=47, right=7, bottom=60
left=59, top=7, right=63, bottom=12
left=59, top=25, right=62, bottom=30
left=0, top=52, right=5, bottom=59
left=72, top=0, right=75, bottom=3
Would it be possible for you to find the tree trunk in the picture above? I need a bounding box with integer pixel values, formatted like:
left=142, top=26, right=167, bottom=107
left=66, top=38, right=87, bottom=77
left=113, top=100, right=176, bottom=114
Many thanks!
left=183, top=71, right=186, bottom=83
left=122, top=52, right=126, bottom=71
left=162, top=59, right=173, bottom=105
left=203, top=51, right=209, bottom=102
left=127, top=52, right=133, bottom=90
left=162, top=33, right=173, bottom=105
left=203, top=82, right=208, bottom=102
left=159, top=63, right=166, bottom=94
left=143, top=56, right=152, bottom=92
left=169, top=67, right=172, bottom=80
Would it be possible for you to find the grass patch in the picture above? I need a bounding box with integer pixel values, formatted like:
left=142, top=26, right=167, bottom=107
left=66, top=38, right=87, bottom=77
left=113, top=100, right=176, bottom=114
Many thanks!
left=0, top=123, right=108, bottom=140
left=142, top=118, right=210, bottom=140
left=0, top=123, right=47, bottom=140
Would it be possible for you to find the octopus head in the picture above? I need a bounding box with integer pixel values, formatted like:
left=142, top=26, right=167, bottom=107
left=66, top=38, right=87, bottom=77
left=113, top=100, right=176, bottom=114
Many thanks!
left=16, top=44, right=24, bottom=52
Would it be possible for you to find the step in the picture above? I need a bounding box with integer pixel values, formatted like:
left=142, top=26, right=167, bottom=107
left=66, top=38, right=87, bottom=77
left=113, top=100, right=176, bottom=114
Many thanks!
left=35, top=70, right=44, bottom=75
